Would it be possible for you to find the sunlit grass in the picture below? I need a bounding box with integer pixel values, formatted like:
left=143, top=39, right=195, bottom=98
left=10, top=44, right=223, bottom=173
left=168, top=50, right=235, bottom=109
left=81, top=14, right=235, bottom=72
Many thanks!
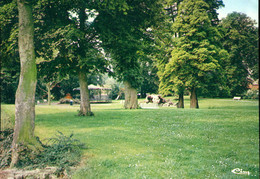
left=0, top=104, right=15, bottom=130
left=1, top=98, right=259, bottom=178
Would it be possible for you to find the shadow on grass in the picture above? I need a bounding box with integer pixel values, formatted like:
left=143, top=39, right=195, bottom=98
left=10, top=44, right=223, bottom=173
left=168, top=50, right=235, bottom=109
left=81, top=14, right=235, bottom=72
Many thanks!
left=206, top=105, right=258, bottom=110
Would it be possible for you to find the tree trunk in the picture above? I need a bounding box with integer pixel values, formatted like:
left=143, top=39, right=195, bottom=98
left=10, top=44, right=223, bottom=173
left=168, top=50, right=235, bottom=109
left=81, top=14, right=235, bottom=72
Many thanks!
left=47, top=82, right=51, bottom=105
left=11, top=0, right=41, bottom=167
left=190, top=88, right=199, bottom=108
left=124, top=81, right=138, bottom=109
left=177, top=92, right=184, bottom=108
left=78, top=70, right=93, bottom=116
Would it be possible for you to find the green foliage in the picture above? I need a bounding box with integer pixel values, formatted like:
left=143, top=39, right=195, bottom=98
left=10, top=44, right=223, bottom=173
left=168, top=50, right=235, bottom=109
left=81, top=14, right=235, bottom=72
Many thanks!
left=156, top=0, right=227, bottom=98
left=110, top=84, right=121, bottom=99
left=0, top=130, right=85, bottom=176
left=52, top=75, right=80, bottom=100
left=33, top=0, right=108, bottom=104
left=0, top=129, right=13, bottom=169
left=13, top=132, right=85, bottom=176
left=0, top=0, right=19, bottom=70
left=35, top=131, right=85, bottom=175
left=0, top=70, right=19, bottom=104
left=159, top=0, right=228, bottom=98
left=139, top=61, right=159, bottom=97
left=220, top=12, right=259, bottom=96
left=0, top=1, right=20, bottom=104
left=95, top=0, right=162, bottom=88
left=204, top=0, right=224, bottom=25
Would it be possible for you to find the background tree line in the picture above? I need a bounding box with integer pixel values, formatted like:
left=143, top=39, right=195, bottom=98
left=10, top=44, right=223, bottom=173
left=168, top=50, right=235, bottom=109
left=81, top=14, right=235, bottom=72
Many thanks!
left=0, top=0, right=258, bottom=168
left=1, top=0, right=258, bottom=106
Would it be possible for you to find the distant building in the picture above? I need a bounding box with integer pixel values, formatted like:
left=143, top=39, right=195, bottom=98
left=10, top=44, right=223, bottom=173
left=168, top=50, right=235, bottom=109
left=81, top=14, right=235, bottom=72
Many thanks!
left=73, top=85, right=112, bottom=103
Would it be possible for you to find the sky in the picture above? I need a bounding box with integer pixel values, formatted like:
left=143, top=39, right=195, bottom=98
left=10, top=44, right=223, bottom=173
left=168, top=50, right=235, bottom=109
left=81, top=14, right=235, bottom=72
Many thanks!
left=217, top=0, right=259, bottom=25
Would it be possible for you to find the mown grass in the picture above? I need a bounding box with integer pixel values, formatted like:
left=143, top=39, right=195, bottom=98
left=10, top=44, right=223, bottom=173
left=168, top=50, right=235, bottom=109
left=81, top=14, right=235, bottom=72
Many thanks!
left=0, top=105, right=15, bottom=130
left=1, top=98, right=259, bottom=178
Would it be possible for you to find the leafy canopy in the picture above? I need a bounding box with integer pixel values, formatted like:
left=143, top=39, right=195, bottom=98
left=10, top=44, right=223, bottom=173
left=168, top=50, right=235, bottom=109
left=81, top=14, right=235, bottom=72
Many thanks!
left=159, top=0, right=228, bottom=96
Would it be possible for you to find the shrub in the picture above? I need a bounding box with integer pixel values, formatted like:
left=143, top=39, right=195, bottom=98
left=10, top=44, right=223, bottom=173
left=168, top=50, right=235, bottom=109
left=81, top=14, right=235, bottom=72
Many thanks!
left=243, top=89, right=259, bottom=99
left=0, top=129, right=13, bottom=169
left=0, top=130, right=85, bottom=177
left=38, top=131, right=85, bottom=175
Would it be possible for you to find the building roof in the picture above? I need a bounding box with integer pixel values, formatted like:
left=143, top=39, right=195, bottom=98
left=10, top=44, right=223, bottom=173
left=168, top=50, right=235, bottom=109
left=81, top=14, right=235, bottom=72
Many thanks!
left=73, top=84, right=112, bottom=91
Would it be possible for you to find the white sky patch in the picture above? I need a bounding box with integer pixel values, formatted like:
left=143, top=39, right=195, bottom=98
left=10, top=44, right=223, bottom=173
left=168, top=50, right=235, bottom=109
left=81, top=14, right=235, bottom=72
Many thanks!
left=86, top=9, right=99, bottom=23
left=69, top=9, right=98, bottom=23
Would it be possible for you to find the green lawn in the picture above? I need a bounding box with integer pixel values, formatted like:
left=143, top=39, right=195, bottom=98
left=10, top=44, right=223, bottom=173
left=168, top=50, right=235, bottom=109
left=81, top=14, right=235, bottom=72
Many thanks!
left=1, top=98, right=259, bottom=178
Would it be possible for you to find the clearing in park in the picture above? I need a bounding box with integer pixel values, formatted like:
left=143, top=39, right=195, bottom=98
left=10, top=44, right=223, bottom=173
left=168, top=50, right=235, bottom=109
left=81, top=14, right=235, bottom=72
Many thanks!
left=1, top=97, right=259, bottom=178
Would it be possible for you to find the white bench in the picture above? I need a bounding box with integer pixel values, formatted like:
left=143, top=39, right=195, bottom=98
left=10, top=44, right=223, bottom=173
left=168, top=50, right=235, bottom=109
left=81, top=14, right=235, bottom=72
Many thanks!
left=233, top=97, right=241, bottom=100
left=139, top=103, right=159, bottom=109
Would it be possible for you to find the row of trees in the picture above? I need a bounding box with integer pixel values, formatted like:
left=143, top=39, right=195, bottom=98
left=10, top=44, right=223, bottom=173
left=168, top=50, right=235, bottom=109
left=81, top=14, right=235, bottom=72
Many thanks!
left=0, top=0, right=258, bottom=166
left=157, top=0, right=227, bottom=108
left=0, top=0, right=163, bottom=167
left=1, top=1, right=258, bottom=107
left=155, top=0, right=258, bottom=108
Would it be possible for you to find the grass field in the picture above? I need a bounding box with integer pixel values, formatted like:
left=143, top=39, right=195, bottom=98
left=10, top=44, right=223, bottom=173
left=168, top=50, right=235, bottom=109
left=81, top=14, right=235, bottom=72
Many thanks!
left=1, top=98, right=259, bottom=178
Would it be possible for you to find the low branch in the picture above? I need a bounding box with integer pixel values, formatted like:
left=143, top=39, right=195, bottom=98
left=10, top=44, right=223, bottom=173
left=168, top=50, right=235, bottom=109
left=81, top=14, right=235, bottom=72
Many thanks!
left=37, top=84, right=48, bottom=93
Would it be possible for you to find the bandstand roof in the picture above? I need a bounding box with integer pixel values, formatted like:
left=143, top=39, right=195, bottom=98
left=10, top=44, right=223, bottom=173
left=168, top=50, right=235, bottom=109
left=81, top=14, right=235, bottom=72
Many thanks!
left=73, top=85, right=112, bottom=91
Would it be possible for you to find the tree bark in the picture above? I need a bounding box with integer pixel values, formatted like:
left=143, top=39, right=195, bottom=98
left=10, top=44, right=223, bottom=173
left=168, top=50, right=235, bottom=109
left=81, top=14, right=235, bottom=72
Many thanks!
left=78, top=70, right=93, bottom=116
left=177, top=92, right=184, bottom=108
left=47, top=82, right=51, bottom=105
left=190, top=88, right=199, bottom=108
left=124, top=81, right=138, bottom=109
left=11, top=0, right=41, bottom=167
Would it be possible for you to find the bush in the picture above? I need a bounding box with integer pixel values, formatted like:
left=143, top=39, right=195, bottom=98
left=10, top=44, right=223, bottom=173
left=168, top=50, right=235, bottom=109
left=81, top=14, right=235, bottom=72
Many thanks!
left=243, top=89, right=259, bottom=99
left=38, top=131, right=85, bottom=175
left=0, top=129, right=13, bottom=169
left=0, top=130, right=85, bottom=177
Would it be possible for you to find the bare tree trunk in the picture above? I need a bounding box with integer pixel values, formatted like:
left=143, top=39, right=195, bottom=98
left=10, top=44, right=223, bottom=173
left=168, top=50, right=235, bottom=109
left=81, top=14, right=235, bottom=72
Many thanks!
left=124, top=81, right=138, bottom=109
left=47, top=82, right=51, bottom=105
left=11, top=0, right=41, bottom=167
left=177, top=92, right=184, bottom=108
left=77, top=7, right=93, bottom=116
left=190, top=88, right=199, bottom=108
left=78, top=71, right=93, bottom=116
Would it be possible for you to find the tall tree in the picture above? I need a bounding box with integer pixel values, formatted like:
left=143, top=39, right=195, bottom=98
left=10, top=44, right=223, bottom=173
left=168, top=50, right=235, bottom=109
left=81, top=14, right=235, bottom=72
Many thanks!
left=155, top=0, right=184, bottom=107
left=220, top=12, right=259, bottom=96
left=34, top=0, right=107, bottom=116
left=160, top=0, right=228, bottom=108
left=156, top=0, right=224, bottom=107
left=95, top=0, right=162, bottom=109
left=10, top=0, right=41, bottom=167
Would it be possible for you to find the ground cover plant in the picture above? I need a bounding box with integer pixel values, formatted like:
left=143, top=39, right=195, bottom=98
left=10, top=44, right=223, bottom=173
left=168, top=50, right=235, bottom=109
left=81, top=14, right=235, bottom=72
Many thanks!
left=1, top=98, right=259, bottom=178
left=0, top=129, right=85, bottom=177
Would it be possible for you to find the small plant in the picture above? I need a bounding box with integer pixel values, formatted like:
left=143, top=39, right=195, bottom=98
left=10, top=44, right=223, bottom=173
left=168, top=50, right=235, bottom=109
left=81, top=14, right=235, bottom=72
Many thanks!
left=0, top=130, right=86, bottom=177
left=38, top=131, right=86, bottom=175
left=0, top=129, right=13, bottom=169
